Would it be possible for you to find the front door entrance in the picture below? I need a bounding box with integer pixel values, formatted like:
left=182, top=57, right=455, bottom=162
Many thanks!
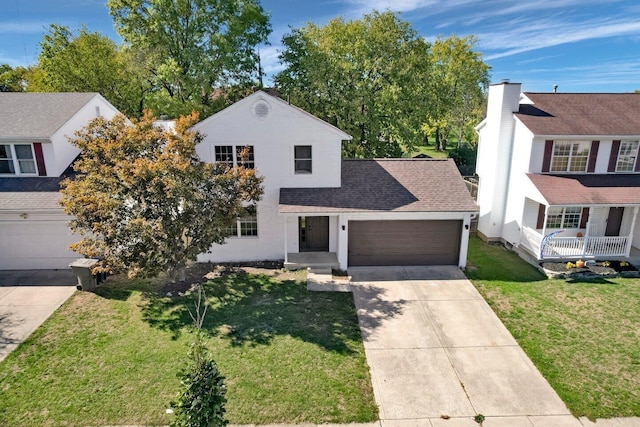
left=299, top=216, right=329, bottom=252
left=605, top=207, right=624, bottom=236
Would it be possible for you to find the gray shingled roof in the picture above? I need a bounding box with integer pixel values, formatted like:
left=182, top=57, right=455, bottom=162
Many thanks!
left=527, top=173, right=640, bottom=205
left=0, top=92, right=98, bottom=139
left=516, top=93, right=640, bottom=136
left=279, top=159, right=478, bottom=213
left=0, top=192, right=62, bottom=211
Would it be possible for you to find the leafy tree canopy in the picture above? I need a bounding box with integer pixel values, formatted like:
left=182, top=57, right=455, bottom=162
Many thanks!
left=32, top=24, right=145, bottom=117
left=60, top=111, right=263, bottom=278
left=424, top=35, right=490, bottom=151
left=275, top=11, right=431, bottom=158
left=0, top=64, right=32, bottom=92
left=108, top=0, right=271, bottom=117
left=275, top=12, right=491, bottom=158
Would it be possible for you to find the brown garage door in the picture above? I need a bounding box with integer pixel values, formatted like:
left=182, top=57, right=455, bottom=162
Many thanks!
left=348, top=220, right=461, bottom=266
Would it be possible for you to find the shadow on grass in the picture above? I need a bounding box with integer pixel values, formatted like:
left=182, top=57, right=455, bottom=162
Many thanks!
left=139, top=271, right=362, bottom=354
left=565, top=276, right=618, bottom=285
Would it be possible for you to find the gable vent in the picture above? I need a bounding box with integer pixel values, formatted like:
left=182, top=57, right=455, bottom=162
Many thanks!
left=252, top=100, right=270, bottom=119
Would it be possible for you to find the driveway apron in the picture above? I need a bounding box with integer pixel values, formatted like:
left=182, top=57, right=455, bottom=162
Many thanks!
left=350, top=265, right=581, bottom=427
left=0, top=270, right=76, bottom=362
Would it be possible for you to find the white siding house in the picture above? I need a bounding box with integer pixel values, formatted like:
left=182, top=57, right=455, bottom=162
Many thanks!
left=0, top=93, right=121, bottom=269
left=476, top=82, right=640, bottom=262
left=193, top=91, right=478, bottom=270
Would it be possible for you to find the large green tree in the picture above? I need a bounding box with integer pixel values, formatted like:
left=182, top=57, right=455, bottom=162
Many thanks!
left=60, top=112, right=263, bottom=279
left=424, top=35, right=490, bottom=151
left=108, top=0, right=271, bottom=117
left=33, top=24, right=145, bottom=116
left=275, top=11, right=431, bottom=158
left=0, top=64, right=32, bottom=92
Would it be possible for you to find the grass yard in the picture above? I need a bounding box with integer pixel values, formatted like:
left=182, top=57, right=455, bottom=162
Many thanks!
left=0, top=267, right=377, bottom=427
left=465, top=237, right=640, bottom=420
left=410, top=144, right=449, bottom=159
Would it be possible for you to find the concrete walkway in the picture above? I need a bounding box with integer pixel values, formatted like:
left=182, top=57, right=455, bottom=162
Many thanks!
left=0, top=269, right=76, bottom=362
left=349, top=265, right=580, bottom=427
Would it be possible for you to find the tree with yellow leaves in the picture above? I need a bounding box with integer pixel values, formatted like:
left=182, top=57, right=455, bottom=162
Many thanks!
left=60, top=111, right=263, bottom=279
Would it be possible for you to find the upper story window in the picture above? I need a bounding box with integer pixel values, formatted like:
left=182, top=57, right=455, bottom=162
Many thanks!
left=550, top=141, right=590, bottom=173
left=294, top=145, right=312, bottom=174
left=236, top=145, right=254, bottom=169
left=0, top=144, right=37, bottom=175
left=616, top=140, right=639, bottom=172
left=214, top=145, right=254, bottom=169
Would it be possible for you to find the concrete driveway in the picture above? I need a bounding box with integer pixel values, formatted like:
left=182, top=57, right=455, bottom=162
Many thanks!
left=350, top=265, right=581, bottom=427
left=0, top=270, right=76, bottom=362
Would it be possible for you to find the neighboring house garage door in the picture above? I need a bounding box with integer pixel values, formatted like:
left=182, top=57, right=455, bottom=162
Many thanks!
left=348, top=220, right=461, bottom=266
left=0, top=218, right=79, bottom=270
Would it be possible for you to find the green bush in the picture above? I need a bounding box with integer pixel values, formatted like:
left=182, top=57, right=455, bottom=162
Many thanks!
left=172, top=332, right=228, bottom=427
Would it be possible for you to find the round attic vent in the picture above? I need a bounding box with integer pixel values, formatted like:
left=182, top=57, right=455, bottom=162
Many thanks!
left=252, top=100, right=270, bottom=119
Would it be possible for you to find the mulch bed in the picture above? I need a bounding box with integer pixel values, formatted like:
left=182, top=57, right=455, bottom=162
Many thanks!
left=541, top=260, right=639, bottom=279
left=162, top=260, right=301, bottom=296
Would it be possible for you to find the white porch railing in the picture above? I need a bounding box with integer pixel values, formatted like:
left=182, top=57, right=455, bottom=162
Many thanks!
left=521, top=227, right=631, bottom=259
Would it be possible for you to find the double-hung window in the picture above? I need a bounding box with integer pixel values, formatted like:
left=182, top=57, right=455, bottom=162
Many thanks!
left=550, top=141, right=590, bottom=173
left=294, top=145, right=312, bottom=174
left=224, top=207, right=258, bottom=238
left=0, top=144, right=37, bottom=175
left=616, top=140, right=639, bottom=172
left=546, top=207, right=582, bottom=229
left=215, top=145, right=254, bottom=169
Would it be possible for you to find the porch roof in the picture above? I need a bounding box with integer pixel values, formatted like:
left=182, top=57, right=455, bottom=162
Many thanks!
left=279, top=158, right=478, bottom=214
left=527, top=173, right=640, bottom=205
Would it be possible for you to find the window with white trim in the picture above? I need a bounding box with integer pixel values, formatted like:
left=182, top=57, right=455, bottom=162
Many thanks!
left=550, top=141, right=590, bottom=173
left=223, top=207, right=258, bottom=238
left=294, top=145, right=312, bottom=174
left=0, top=143, right=37, bottom=175
left=616, top=140, right=639, bottom=172
left=214, top=145, right=254, bottom=169
left=546, top=207, right=582, bottom=229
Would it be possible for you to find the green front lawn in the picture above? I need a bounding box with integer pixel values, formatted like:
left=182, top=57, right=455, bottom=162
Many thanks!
left=0, top=268, right=377, bottom=426
left=466, top=237, right=640, bottom=420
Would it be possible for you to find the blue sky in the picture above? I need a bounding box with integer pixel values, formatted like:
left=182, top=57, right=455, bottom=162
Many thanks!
left=2, top=0, right=640, bottom=92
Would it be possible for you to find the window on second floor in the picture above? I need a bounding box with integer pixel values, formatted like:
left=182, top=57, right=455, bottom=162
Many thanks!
left=550, top=141, right=590, bottom=173
left=215, top=145, right=254, bottom=169
left=294, top=145, right=312, bottom=174
left=616, top=140, right=639, bottom=172
left=0, top=144, right=37, bottom=175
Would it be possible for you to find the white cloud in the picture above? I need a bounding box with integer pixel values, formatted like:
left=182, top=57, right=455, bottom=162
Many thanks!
left=0, top=21, right=47, bottom=34
left=480, top=17, right=640, bottom=60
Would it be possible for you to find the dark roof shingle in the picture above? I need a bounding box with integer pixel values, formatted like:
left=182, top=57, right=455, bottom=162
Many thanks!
left=279, top=159, right=477, bottom=213
left=516, top=93, right=640, bottom=136
left=527, top=173, right=640, bottom=205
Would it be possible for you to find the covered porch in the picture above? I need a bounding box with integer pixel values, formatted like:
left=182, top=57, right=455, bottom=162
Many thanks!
left=521, top=174, right=640, bottom=261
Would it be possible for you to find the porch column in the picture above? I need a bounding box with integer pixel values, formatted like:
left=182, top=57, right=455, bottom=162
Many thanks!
left=626, top=207, right=639, bottom=256
left=540, top=205, right=549, bottom=259
left=283, top=215, right=288, bottom=263
left=582, top=208, right=592, bottom=258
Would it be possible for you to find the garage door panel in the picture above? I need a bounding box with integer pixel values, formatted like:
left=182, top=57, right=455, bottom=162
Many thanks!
left=348, top=220, right=461, bottom=266
left=0, top=221, right=79, bottom=270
